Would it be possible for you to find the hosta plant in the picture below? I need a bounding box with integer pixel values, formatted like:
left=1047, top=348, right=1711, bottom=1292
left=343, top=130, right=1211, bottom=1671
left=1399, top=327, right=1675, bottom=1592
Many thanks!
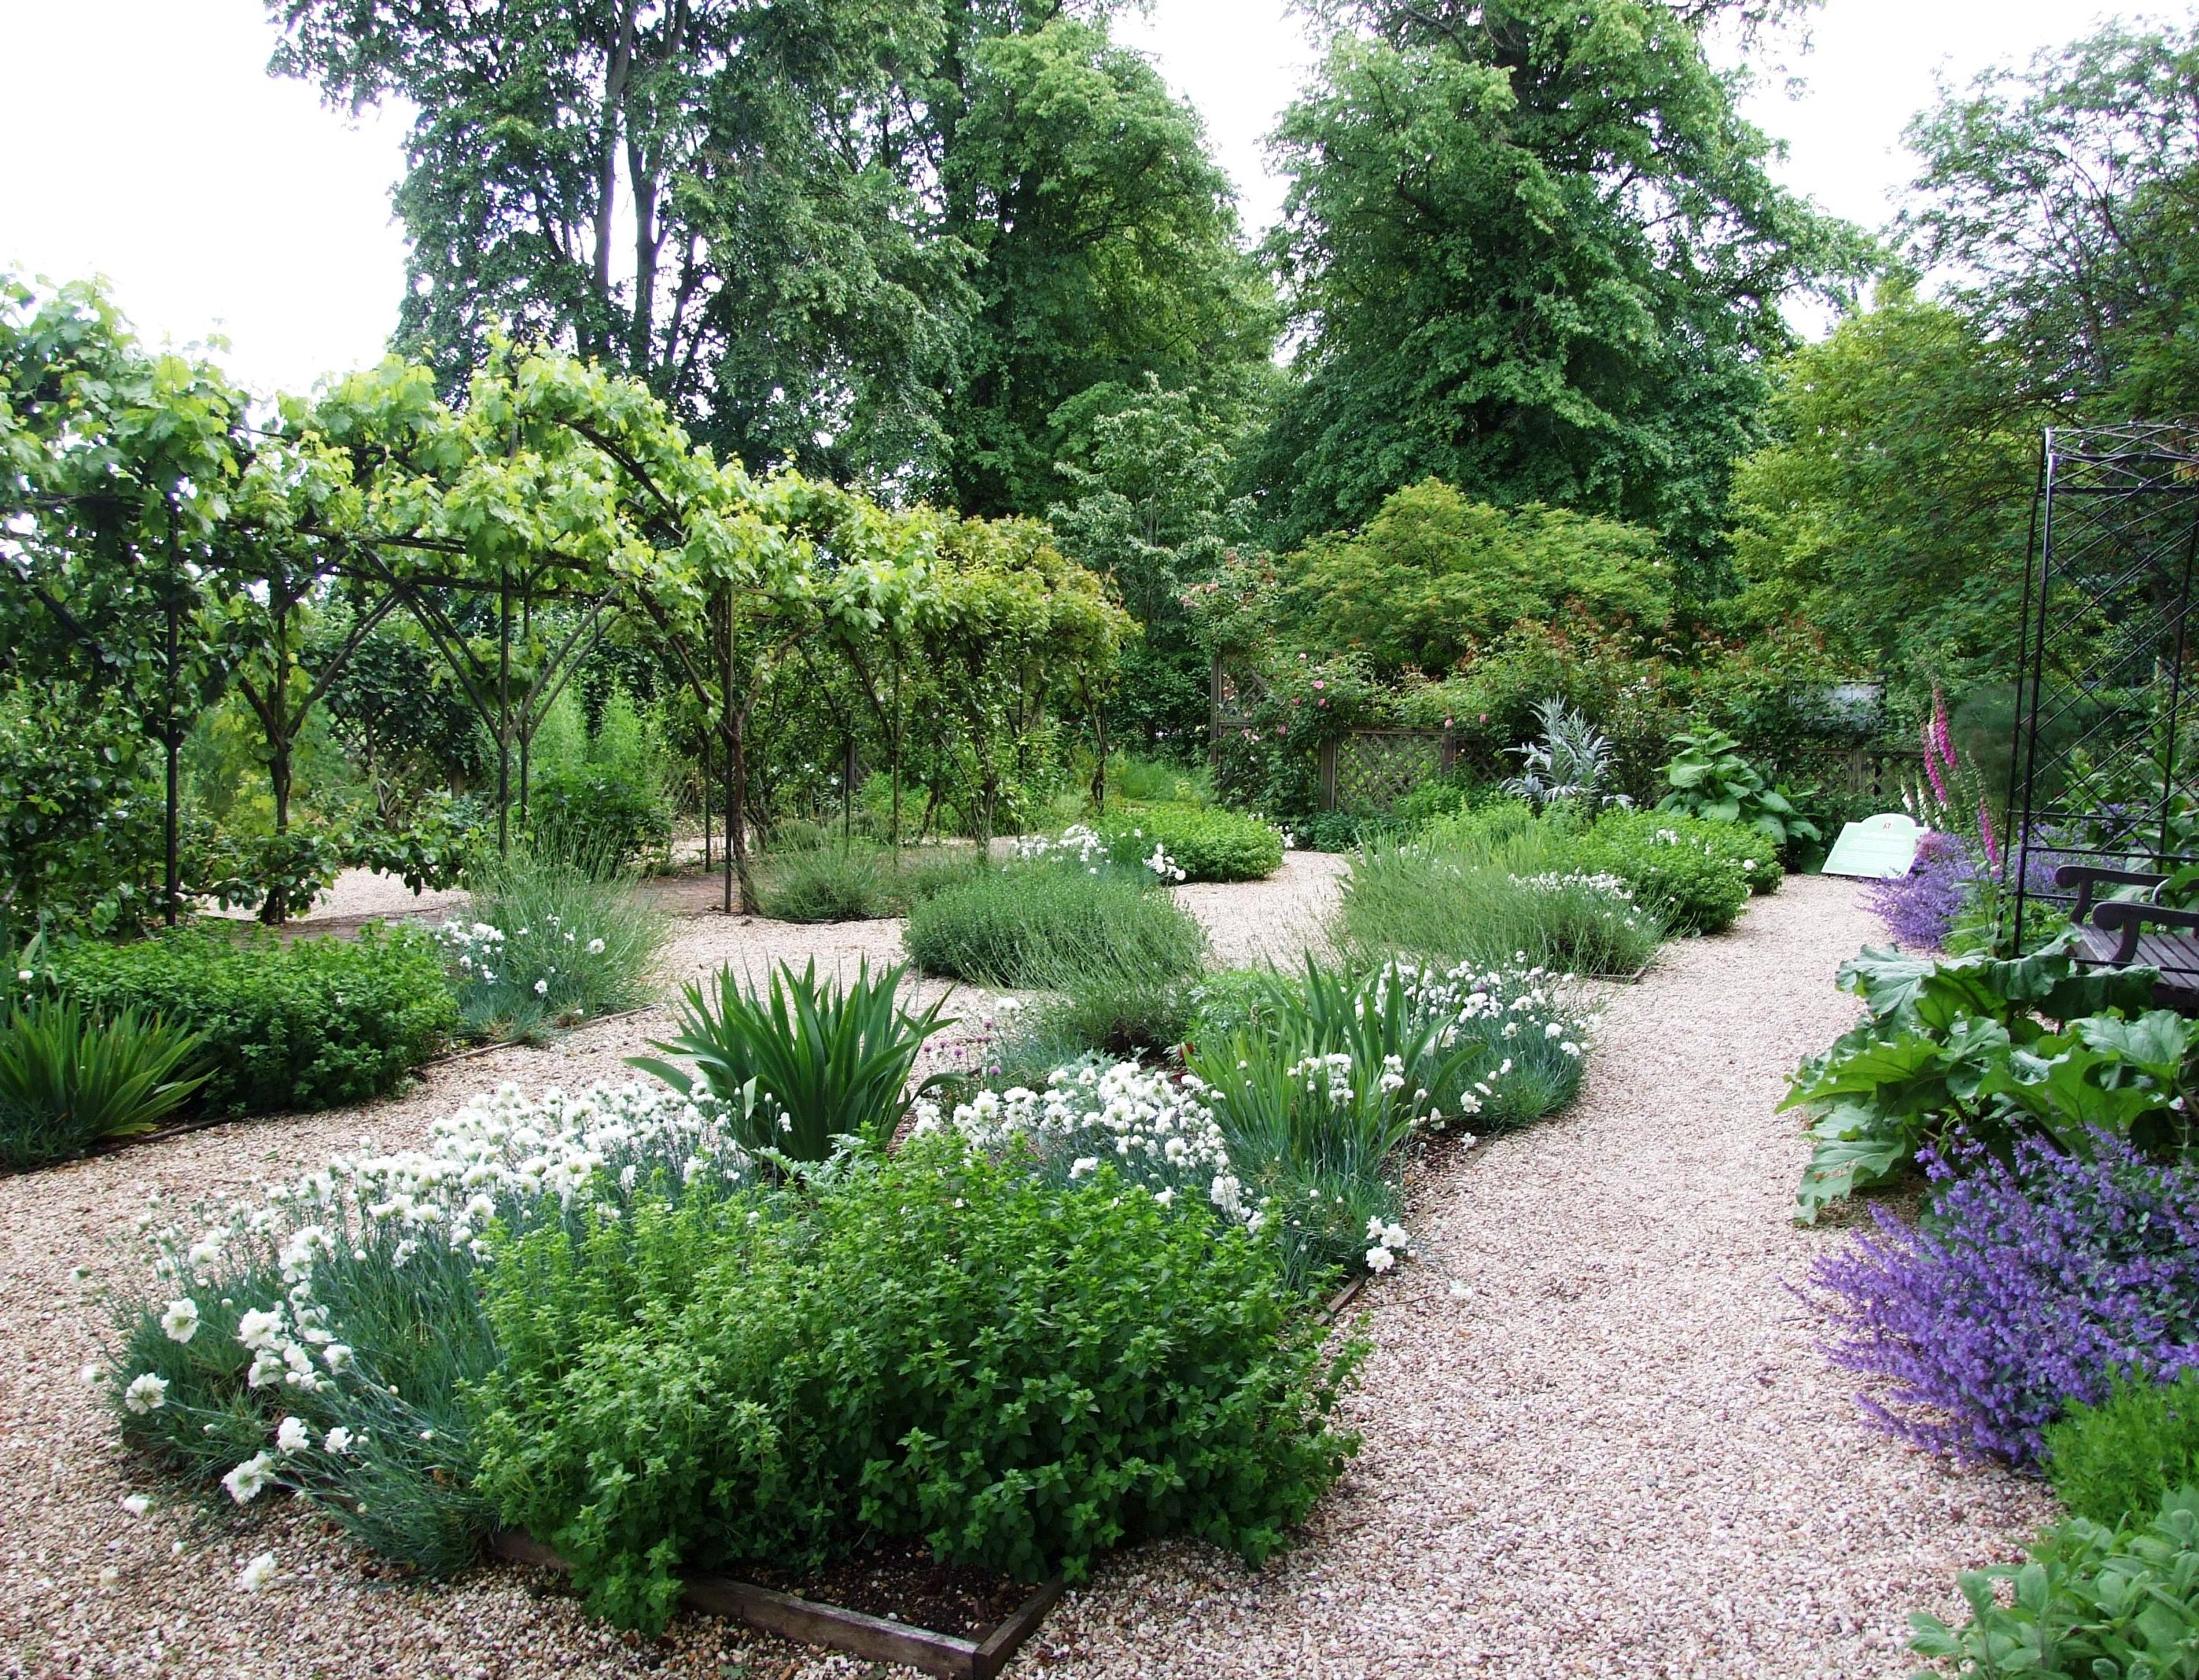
left=1655, top=727, right=1820, bottom=850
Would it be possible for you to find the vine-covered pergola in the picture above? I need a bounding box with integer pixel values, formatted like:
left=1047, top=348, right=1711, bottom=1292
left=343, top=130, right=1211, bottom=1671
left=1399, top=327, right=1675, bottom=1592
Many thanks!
left=0, top=278, right=1128, bottom=922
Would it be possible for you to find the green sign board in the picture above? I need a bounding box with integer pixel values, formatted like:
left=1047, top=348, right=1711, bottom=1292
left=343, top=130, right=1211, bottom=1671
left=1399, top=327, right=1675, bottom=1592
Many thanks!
left=1821, top=813, right=1925, bottom=881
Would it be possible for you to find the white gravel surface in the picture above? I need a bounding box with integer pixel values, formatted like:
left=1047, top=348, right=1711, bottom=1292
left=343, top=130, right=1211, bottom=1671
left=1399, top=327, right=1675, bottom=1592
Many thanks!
left=2, top=871, right=2049, bottom=1679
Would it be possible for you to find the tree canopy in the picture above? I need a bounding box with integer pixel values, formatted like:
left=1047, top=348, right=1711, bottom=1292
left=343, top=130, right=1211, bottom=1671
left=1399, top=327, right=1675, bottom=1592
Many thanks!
left=267, top=0, right=1271, bottom=514
left=1252, top=0, right=1868, bottom=586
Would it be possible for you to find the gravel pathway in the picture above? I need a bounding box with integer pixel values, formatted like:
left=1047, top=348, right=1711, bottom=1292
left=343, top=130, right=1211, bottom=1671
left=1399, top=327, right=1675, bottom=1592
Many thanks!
left=2, top=872, right=2047, bottom=1679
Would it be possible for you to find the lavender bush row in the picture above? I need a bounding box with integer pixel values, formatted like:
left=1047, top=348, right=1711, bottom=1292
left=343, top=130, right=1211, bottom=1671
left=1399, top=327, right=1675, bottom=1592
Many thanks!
left=1813, top=1135, right=2199, bottom=1464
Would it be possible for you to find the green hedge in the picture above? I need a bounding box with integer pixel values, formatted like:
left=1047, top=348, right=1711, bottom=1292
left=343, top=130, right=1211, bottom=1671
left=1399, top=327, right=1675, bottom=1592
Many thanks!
left=1097, top=804, right=1285, bottom=882
left=49, top=925, right=455, bottom=1116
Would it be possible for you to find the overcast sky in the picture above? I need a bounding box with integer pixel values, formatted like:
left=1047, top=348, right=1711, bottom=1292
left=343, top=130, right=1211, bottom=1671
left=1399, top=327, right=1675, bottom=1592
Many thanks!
left=0, top=0, right=2151, bottom=396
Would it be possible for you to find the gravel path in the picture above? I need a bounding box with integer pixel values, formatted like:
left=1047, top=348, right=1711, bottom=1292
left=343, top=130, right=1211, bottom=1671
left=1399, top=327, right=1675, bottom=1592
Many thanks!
left=2, top=872, right=2046, bottom=1679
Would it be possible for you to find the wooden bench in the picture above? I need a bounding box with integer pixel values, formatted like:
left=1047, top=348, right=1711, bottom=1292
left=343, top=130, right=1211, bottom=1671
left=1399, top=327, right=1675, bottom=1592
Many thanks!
left=2057, top=864, right=2199, bottom=1009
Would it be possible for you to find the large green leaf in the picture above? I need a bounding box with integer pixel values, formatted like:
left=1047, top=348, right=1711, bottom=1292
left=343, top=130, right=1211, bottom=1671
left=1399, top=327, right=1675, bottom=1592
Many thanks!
left=1795, top=1104, right=1911, bottom=1224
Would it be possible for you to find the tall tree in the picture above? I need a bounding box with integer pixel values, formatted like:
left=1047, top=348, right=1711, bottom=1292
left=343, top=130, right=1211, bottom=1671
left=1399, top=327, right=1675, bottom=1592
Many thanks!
left=1254, top=0, right=1866, bottom=587
left=1726, top=282, right=2035, bottom=692
left=935, top=17, right=1276, bottom=517
left=1899, top=20, right=2199, bottom=421
left=270, top=0, right=966, bottom=480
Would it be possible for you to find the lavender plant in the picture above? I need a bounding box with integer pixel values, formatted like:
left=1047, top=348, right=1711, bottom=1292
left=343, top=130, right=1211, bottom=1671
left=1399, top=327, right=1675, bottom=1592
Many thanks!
left=1813, top=1137, right=2199, bottom=1464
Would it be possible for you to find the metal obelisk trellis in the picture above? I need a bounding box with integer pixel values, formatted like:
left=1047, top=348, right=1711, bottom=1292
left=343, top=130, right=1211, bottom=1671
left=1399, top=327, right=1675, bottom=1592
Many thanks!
left=2003, top=423, right=2199, bottom=948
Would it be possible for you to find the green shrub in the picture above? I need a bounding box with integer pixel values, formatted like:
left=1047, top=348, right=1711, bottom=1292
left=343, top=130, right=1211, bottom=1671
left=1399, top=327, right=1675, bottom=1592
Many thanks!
left=1908, top=1488, right=2199, bottom=1677
left=525, top=766, right=672, bottom=870
left=904, top=862, right=1206, bottom=989
left=755, top=843, right=982, bottom=923
left=48, top=925, right=455, bottom=1116
left=2048, top=1372, right=2199, bottom=1527
left=473, top=1137, right=1364, bottom=1631
left=0, top=996, right=206, bottom=1170
left=1096, top=803, right=1284, bottom=882
left=436, top=850, right=668, bottom=1041
left=1338, top=809, right=1666, bottom=977
left=631, top=959, right=952, bottom=1160
left=1570, top=809, right=1758, bottom=932
left=1655, top=727, right=1821, bottom=855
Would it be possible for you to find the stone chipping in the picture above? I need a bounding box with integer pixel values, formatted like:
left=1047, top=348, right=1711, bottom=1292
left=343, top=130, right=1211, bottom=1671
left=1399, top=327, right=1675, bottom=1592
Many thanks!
left=0, top=871, right=2049, bottom=1679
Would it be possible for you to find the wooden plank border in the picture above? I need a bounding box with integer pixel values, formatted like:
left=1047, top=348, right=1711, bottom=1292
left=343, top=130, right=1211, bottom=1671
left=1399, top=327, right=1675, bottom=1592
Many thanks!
left=488, top=1530, right=1063, bottom=1680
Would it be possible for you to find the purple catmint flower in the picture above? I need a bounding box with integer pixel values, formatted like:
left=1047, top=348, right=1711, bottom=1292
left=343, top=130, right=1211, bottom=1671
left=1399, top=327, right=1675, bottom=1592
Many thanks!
left=1868, top=831, right=1978, bottom=949
left=1812, top=1137, right=2199, bottom=1464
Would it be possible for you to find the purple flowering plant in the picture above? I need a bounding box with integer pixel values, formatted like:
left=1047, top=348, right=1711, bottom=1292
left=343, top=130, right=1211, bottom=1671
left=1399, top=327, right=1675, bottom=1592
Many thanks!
left=1814, top=1135, right=2199, bottom=1464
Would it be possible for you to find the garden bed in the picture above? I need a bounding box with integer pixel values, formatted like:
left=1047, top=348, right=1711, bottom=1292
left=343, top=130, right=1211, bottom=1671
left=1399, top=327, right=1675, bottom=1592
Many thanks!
left=492, top=1530, right=1062, bottom=1679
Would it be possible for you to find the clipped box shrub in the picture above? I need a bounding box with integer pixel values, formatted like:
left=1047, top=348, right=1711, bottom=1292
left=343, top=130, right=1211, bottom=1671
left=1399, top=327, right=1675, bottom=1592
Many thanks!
left=50, top=924, right=455, bottom=1116
left=1097, top=803, right=1285, bottom=882
left=1570, top=809, right=1756, bottom=934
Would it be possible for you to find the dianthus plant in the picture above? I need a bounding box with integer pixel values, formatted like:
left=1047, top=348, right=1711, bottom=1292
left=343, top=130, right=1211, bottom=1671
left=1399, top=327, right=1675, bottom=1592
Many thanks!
left=103, top=1081, right=754, bottom=1575
left=921, top=1059, right=1250, bottom=1222
left=1813, top=1135, right=2199, bottom=1464
left=1011, top=823, right=1187, bottom=882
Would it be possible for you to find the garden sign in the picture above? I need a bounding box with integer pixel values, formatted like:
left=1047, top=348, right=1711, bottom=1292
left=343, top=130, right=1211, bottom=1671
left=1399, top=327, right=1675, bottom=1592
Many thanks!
left=1821, top=813, right=1925, bottom=881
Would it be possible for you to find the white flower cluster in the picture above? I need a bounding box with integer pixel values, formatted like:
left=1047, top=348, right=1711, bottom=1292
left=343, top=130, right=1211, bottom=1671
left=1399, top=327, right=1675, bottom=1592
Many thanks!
left=1369, top=961, right=1591, bottom=1118
left=1010, top=823, right=1186, bottom=882
left=1364, top=1216, right=1413, bottom=1273
left=123, top=1083, right=750, bottom=1515
left=918, top=1059, right=1247, bottom=1221
left=1507, top=869, right=1635, bottom=902
left=1011, top=823, right=1111, bottom=868
left=433, top=919, right=507, bottom=984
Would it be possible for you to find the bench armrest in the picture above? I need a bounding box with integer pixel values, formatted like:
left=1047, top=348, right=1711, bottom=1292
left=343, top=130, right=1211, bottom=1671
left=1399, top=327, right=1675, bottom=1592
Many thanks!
left=2092, top=897, right=2199, bottom=964
left=2056, top=863, right=2168, bottom=924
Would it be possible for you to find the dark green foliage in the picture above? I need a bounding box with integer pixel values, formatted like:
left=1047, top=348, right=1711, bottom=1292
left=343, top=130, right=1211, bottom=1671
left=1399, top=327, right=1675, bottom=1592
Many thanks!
left=2049, top=1372, right=2199, bottom=1528
left=1781, top=941, right=2177, bottom=1222
left=49, top=926, right=455, bottom=1116
left=1255, top=0, right=1866, bottom=573
left=903, top=864, right=1206, bottom=989
left=1656, top=728, right=1820, bottom=852
left=0, top=682, right=168, bottom=935
left=0, top=996, right=205, bottom=1170
left=471, top=1140, right=1363, bottom=1632
left=632, top=960, right=952, bottom=1162
left=1098, top=803, right=1284, bottom=882
left=525, top=766, right=672, bottom=871
left=1907, top=1489, right=2199, bottom=1678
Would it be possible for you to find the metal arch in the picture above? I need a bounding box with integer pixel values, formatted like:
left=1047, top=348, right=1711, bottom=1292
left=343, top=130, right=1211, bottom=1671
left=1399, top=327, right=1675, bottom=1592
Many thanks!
left=2006, top=422, right=2199, bottom=949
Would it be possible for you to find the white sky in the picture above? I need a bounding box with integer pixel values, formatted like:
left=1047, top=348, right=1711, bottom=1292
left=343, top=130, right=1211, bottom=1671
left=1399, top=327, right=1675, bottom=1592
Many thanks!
left=0, top=0, right=2153, bottom=396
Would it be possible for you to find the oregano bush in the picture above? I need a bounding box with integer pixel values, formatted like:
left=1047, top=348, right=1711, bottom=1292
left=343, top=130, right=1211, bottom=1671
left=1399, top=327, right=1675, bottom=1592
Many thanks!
left=472, top=1136, right=1364, bottom=1633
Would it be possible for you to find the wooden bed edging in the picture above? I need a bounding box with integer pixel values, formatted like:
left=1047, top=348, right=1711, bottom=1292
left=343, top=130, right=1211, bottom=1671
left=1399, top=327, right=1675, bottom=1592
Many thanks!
left=488, top=1529, right=1064, bottom=1680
